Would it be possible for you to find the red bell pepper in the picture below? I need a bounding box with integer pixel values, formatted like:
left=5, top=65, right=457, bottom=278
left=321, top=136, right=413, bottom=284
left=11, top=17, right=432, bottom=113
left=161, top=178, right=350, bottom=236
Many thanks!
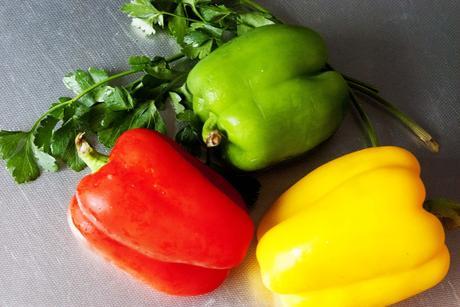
left=68, top=128, right=254, bottom=295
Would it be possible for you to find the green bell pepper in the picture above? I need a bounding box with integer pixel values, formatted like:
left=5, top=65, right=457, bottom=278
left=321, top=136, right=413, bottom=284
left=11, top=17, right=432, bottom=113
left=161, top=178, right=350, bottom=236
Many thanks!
left=187, top=24, right=349, bottom=171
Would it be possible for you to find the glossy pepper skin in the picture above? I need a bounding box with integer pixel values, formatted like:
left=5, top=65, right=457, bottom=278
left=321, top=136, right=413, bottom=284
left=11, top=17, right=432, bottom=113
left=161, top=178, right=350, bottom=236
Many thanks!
left=69, top=197, right=230, bottom=295
left=69, top=128, right=254, bottom=295
left=256, top=146, right=449, bottom=307
left=187, top=24, right=349, bottom=171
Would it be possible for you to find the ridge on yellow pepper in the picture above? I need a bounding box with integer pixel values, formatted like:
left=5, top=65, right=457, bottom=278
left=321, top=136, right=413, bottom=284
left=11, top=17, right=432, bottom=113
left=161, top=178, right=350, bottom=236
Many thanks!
left=256, top=146, right=449, bottom=307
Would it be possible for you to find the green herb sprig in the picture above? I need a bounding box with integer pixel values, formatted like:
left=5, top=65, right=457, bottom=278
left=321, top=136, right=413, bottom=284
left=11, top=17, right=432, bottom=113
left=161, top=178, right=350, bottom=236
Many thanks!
left=0, top=0, right=274, bottom=184
left=121, top=0, right=278, bottom=59
left=0, top=54, right=189, bottom=183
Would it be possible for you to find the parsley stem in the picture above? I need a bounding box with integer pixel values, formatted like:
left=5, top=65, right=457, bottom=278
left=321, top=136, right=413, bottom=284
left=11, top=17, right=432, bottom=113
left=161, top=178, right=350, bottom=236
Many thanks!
left=30, top=101, right=73, bottom=133
left=343, top=75, right=379, bottom=93
left=349, top=90, right=379, bottom=147
left=125, top=53, right=185, bottom=90
left=161, top=11, right=201, bottom=23
left=349, top=83, right=439, bottom=152
left=240, top=0, right=283, bottom=23
left=326, top=63, right=379, bottom=93
left=75, top=69, right=139, bottom=100
left=30, top=69, right=139, bottom=133
left=30, top=53, right=184, bottom=135
left=240, top=0, right=270, bottom=14
left=165, top=53, right=185, bottom=63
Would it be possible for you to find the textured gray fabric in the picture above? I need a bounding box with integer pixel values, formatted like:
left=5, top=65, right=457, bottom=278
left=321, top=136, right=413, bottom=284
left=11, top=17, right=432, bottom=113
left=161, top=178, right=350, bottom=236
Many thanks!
left=0, top=0, right=459, bottom=306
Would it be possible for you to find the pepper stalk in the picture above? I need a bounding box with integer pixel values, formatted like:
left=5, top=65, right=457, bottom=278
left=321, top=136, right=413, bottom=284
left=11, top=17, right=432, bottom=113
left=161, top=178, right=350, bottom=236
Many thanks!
left=326, top=63, right=439, bottom=153
left=424, top=198, right=460, bottom=229
left=347, top=81, right=439, bottom=152
left=349, top=90, right=379, bottom=147
left=75, top=133, right=109, bottom=173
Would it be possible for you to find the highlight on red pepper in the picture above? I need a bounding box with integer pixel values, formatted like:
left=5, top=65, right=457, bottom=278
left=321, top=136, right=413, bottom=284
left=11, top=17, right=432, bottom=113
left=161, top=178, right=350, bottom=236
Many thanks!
left=68, top=128, right=254, bottom=296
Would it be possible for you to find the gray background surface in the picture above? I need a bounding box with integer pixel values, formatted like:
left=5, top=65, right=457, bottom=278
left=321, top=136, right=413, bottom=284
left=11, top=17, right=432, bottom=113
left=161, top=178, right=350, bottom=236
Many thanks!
left=0, top=0, right=459, bottom=306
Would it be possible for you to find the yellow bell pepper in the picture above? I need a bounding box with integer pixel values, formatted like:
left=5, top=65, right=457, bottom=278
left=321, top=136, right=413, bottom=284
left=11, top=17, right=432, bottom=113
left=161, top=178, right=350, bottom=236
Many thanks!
left=256, top=146, right=449, bottom=307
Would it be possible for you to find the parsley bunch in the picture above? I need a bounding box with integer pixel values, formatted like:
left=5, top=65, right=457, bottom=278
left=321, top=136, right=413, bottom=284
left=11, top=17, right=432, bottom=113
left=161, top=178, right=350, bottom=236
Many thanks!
left=0, top=55, right=191, bottom=183
left=0, top=0, right=276, bottom=184
left=121, top=0, right=278, bottom=59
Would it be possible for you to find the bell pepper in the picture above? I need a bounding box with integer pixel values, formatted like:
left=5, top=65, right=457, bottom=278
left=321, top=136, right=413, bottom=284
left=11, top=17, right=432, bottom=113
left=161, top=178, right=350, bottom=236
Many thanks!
left=68, top=128, right=254, bottom=295
left=256, top=146, right=450, bottom=306
left=187, top=24, right=349, bottom=171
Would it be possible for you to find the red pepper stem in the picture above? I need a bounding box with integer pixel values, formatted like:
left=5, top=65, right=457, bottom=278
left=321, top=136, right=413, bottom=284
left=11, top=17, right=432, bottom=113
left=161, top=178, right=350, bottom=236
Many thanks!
left=75, top=132, right=109, bottom=173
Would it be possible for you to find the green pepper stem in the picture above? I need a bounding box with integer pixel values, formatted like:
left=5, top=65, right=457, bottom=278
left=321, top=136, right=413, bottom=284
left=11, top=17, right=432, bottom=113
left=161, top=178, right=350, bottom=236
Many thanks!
left=343, top=75, right=379, bottom=93
left=349, top=91, right=379, bottom=147
left=424, top=198, right=460, bottom=229
left=75, top=132, right=109, bottom=173
left=205, top=130, right=223, bottom=147
left=326, top=63, right=379, bottom=93
left=349, top=83, right=439, bottom=153
left=240, top=0, right=282, bottom=23
left=240, top=0, right=270, bottom=13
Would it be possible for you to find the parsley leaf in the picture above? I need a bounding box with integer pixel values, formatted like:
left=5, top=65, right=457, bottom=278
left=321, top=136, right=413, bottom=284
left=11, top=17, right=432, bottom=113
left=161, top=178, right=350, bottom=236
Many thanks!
left=64, top=70, right=95, bottom=107
left=33, top=145, right=59, bottom=173
left=88, top=67, right=109, bottom=83
left=128, top=55, right=152, bottom=71
left=51, top=118, right=87, bottom=172
left=131, top=17, right=157, bottom=36
left=34, top=116, right=59, bottom=154
left=174, top=104, right=203, bottom=154
left=0, top=131, right=58, bottom=183
left=182, top=0, right=211, bottom=19
left=200, top=5, right=234, bottom=24
left=0, top=63, right=151, bottom=183
left=63, top=68, right=110, bottom=113
left=0, top=98, right=73, bottom=182
left=121, top=0, right=166, bottom=34
left=183, top=38, right=213, bottom=59
left=190, top=22, right=224, bottom=38
left=129, top=55, right=176, bottom=80
left=102, top=87, right=135, bottom=111
left=121, top=0, right=164, bottom=20
left=169, top=92, right=185, bottom=114
left=0, top=131, right=39, bottom=183
left=33, top=116, right=60, bottom=172
left=144, top=57, right=176, bottom=80
left=183, top=30, right=210, bottom=47
left=168, top=4, right=187, bottom=43
left=122, top=0, right=279, bottom=60
left=237, top=12, right=276, bottom=35
left=98, top=100, right=166, bottom=147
